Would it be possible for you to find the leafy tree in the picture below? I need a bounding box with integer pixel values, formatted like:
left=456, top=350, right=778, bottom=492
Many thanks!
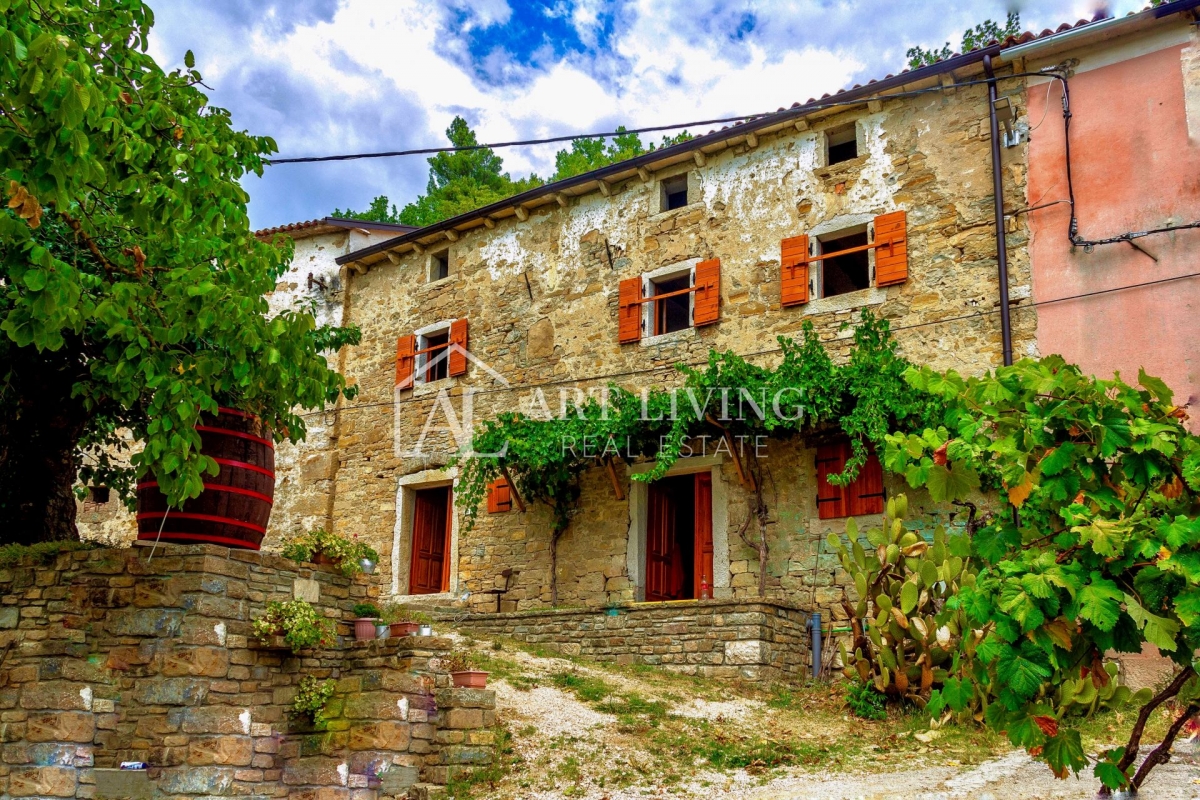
left=1, top=1, right=358, bottom=542
left=331, top=195, right=403, bottom=225
left=549, top=128, right=694, bottom=182
left=388, top=117, right=543, bottom=228
left=907, top=12, right=1020, bottom=70
left=886, top=357, right=1200, bottom=792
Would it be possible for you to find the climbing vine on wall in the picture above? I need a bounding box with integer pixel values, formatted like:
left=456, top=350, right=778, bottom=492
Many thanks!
left=450, top=310, right=944, bottom=601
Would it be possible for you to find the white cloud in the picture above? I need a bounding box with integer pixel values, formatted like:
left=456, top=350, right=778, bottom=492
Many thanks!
left=146, top=0, right=1150, bottom=228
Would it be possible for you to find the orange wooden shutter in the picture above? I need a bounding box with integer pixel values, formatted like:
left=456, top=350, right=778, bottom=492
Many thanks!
left=693, top=258, right=720, bottom=326
left=486, top=478, right=512, bottom=513
left=816, top=441, right=849, bottom=520
left=618, top=277, right=643, bottom=343
left=780, top=235, right=810, bottom=307
left=874, top=211, right=908, bottom=287
left=449, top=318, right=468, bottom=376
left=395, top=334, right=416, bottom=389
left=846, top=448, right=885, bottom=516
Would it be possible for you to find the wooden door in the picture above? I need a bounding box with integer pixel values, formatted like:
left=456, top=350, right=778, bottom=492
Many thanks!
left=645, top=482, right=683, bottom=601
left=693, top=472, right=713, bottom=595
left=409, top=486, right=450, bottom=594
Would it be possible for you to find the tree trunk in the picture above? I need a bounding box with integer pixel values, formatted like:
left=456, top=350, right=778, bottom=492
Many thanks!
left=0, top=348, right=87, bottom=544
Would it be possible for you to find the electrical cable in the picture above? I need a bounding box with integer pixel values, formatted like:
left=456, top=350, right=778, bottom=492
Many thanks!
left=297, top=268, right=1200, bottom=418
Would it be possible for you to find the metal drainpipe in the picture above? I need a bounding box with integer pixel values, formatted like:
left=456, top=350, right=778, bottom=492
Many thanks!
left=808, top=611, right=823, bottom=679
left=983, top=54, right=1014, bottom=367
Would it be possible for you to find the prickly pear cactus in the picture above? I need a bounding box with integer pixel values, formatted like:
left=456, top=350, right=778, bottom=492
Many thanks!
left=827, top=493, right=975, bottom=705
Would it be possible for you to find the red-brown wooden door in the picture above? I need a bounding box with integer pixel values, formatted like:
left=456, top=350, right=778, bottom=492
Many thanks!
left=645, top=473, right=713, bottom=601
left=410, top=486, right=451, bottom=594
left=693, top=472, right=713, bottom=595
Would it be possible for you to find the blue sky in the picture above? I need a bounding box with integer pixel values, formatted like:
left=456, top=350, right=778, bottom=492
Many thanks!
left=146, top=0, right=1142, bottom=230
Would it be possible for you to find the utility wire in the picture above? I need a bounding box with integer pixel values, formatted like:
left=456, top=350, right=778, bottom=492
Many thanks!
left=298, top=269, right=1200, bottom=418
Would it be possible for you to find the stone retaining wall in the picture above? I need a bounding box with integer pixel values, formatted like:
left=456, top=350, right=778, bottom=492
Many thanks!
left=455, top=599, right=811, bottom=683
left=0, top=544, right=495, bottom=800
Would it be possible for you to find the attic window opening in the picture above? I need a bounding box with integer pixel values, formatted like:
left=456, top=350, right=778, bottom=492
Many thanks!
left=661, top=174, right=689, bottom=212
left=430, top=250, right=450, bottom=282
left=827, top=124, right=858, bottom=165
left=417, top=329, right=450, bottom=383
left=652, top=273, right=693, bottom=335
left=817, top=230, right=870, bottom=298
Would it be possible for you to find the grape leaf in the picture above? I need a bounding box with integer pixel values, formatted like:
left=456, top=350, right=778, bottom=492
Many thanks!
left=1123, top=593, right=1180, bottom=652
left=1075, top=578, right=1123, bottom=630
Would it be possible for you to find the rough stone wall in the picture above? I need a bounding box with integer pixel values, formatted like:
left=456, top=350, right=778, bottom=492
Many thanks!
left=0, top=544, right=495, bottom=799
left=333, top=75, right=1033, bottom=611
left=456, top=599, right=810, bottom=683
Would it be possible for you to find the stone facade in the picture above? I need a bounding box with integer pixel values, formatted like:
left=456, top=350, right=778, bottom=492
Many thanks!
left=0, top=543, right=495, bottom=799
left=328, top=65, right=1033, bottom=617
left=455, top=599, right=811, bottom=683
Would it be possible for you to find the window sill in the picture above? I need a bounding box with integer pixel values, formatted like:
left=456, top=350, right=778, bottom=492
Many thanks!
left=411, top=377, right=457, bottom=397
left=647, top=201, right=707, bottom=225
left=804, top=286, right=887, bottom=316
left=640, top=326, right=698, bottom=347
left=816, top=155, right=869, bottom=180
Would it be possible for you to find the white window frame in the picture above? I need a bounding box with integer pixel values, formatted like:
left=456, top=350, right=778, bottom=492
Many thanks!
left=641, top=258, right=699, bottom=339
left=414, top=319, right=455, bottom=385
left=812, top=220, right=875, bottom=300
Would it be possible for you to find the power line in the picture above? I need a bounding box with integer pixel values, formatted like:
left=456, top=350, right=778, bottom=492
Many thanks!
left=265, top=75, right=1038, bottom=165
left=298, top=269, right=1200, bottom=418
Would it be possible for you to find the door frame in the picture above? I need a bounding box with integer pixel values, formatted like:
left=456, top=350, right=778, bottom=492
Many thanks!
left=392, top=468, right=460, bottom=597
left=626, top=454, right=729, bottom=601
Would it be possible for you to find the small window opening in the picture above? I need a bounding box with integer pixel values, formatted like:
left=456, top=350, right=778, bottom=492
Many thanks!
left=661, top=175, right=689, bottom=212
left=652, top=273, right=692, bottom=335
left=87, top=486, right=110, bottom=505
left=418, top=330, right=450, bottom=382
left=430, top=251, right=450, bottom=282
left=827, top=124, right=858, bottom=165
left=819, top=231, right=870, bottom=298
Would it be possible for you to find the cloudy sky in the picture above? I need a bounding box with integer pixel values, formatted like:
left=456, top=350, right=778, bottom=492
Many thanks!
left=147, top=0, right=1139, bottom=230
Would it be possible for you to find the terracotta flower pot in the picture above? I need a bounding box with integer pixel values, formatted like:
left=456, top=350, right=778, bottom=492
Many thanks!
left=451, top=670, right=489, bottom=689
left=354, top=618, right=377, bottom=641
left=390, top=622, right=420, bottom=637
left=314, top=553, right=337, bottom=566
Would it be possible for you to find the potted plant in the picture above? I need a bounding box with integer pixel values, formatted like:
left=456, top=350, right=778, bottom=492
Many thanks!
left=252, top=600, right=336, bottom=653
left=281, top=529, right=381, bottom=577
left=442, top=650, right=489, bottom=689
left=382, top=603, right=431, bottom=637
left=351, top=602, right=382, bottom=642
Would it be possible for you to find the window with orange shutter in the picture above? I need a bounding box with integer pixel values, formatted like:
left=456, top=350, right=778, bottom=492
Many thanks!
left=779, top=210, right=908, bottom=306
left=617, top=259, right=720, bottom=342
left=487, top=478, right=512, bottom=513
left=815, top=440, right=885, bottom=520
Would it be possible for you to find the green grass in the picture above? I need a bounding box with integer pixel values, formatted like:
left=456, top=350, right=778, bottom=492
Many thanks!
left=551, top=671, right=616, bottom=703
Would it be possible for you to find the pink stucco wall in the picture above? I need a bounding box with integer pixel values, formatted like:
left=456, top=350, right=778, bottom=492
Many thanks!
left=1027, top=43, right=1200, bottom=427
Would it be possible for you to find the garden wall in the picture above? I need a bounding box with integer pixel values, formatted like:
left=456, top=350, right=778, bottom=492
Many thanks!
left=0, top=544, right=495, bottom=800
left=455, top=599, right=811, bottom=683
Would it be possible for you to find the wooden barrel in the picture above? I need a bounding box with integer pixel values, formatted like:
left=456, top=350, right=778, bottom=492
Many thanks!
left=136, top=408, right=275, bottom=550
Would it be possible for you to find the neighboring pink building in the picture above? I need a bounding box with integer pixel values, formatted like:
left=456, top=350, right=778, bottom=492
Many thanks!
left=1017, top=12, right=1200, bottom=428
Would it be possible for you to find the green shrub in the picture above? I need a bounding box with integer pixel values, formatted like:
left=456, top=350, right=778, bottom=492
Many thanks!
left=290, top=676, right=336, bottom=729
left=252, top=600, right=336, bottom=653
left=280, top=529, right=379, bottom=576
left=844, top=679, right=887, bottom=720
left=351, top=602, right=381, bottom=619
left=0, top=540, right=96, bottom=567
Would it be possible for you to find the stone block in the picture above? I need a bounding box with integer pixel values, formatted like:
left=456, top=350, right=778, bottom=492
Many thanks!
left=20, top=681, right=92, bottom=711
left=133, top=677, right=209, bottom=706
left=162, top=645, right=231, bottom=678
left=188, top=735, right=254, bottom=766
left=106, top=607, right=184, bottom=637
left=176, top=706, right=252, bottom=734
left=94, top=768, right=152, bottom=800
left=283, top=756, right=348, bottom=786
left=433, top=688, right=495, bottom=710
left=10, top=765, right=77, bottom=797
left=724, top=640, right=768, bottom=665
left=342, top=692, right=408, bottom=720
left=441, top=708, right=483, bottom=730
left=0, top=607, right=18, bottom=629
left=348, top=721, right=410, bottom=751
left=27, top=710, right=95, bottom=742
left=156, top=765, right=236, bottom=795
left=293, top=578, right=321, bottom=603
left=378, top=765, right=420, bottom=793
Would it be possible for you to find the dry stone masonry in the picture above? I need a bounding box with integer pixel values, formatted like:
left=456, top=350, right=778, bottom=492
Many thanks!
left=0, top=544, right=496, bottom=799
